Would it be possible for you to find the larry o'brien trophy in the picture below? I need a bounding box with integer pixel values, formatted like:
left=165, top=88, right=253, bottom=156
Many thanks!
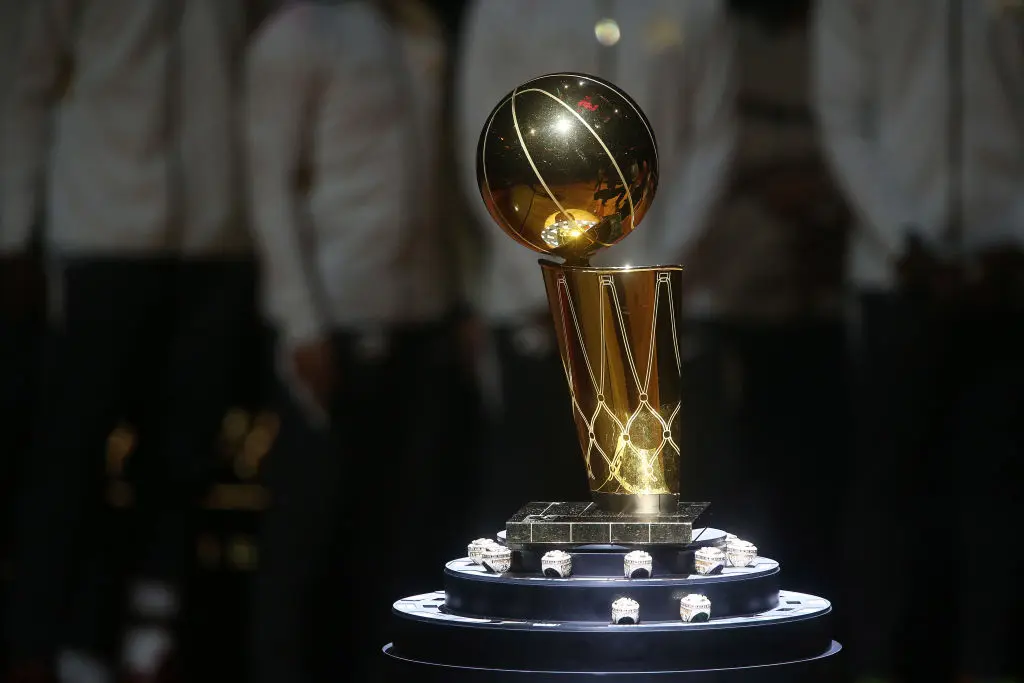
left=383, top=74, right=841, bottom=682
left=478, top=70, right=699, bottom=539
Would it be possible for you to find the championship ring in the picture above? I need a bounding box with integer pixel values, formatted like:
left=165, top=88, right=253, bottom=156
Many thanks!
left=679, top=594, right=712, bottom=623
left=693, top=546, right=726, bottom=575
left=611, top=597, right=640, bottom=625
left=480, top=545, right=512, bottom=574
left=468, top=538, right=499, bottom=565
left=725, top=540, right=757, bottom=568
left=623, top=550, right=653, bottom=579
left=541, top=550, right=573, bottom=578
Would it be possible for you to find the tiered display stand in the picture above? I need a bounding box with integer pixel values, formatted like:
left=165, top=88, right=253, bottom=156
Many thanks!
left=384, top=504, right=841, bottom=681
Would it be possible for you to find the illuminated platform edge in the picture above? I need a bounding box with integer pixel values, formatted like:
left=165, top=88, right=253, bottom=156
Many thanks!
left=388, top=589, right=836, bottom=673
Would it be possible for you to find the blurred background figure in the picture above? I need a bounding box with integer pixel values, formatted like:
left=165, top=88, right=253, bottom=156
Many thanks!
left=245, top=0, right=464, bottom=680
left=814, top=1, right=1024, bottom=682
left=1, top=2, right=253, bottom=682
left=0, top=0, right=45, bottom=608
left=680, top=0, right=849, bottom=596
left=455, top=0, right=735, bottom=533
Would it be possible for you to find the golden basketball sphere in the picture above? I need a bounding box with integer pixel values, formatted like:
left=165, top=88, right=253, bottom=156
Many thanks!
left=476, top=73, right=659, bottom=264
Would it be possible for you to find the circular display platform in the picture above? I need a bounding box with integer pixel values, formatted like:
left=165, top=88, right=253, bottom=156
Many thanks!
left=444, top=556, right=779, bottom=622
left=390, top=590, right=833, bottom=672
left=388, top=524, right=841, bottom=680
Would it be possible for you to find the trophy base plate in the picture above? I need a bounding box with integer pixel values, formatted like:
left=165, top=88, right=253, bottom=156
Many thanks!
left=505, top=501, right=708, bottom=550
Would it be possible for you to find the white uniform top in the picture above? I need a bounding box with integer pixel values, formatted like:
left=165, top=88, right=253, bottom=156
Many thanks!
left=814, top=0, right=1024, bottom=289
left=456, top=0, right=736, bottom=323
left=1, top=0, right=249, bottom=257
left=0, top=2, right=29, bottom=210
left=246, top=1, right=450, bottom=347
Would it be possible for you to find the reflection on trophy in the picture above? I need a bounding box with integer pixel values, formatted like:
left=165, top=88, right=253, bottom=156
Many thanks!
left=384, top=73, right=841, bottom=679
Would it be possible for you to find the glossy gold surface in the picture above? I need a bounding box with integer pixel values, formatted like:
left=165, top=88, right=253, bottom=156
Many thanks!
left=477, top=73, right=658, bottom=265
left=541, top=261, right=683, bottom=513
left=476, top=73, right=682, bottom=515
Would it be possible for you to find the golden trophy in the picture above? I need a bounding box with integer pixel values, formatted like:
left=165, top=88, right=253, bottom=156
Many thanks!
left=477, top=73, right=707, bottom=548
left=383, top=73, right=841, bottom=679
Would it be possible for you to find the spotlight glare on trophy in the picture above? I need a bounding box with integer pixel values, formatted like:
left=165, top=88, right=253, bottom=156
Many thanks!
left=477, top=73, right=706, bottom=530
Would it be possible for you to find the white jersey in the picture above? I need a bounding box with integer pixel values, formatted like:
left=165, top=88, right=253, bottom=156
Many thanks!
left=246, top=1, right=450, bottom=346
left=814, top=0, right=1024, bottom=289
left=1, top=0, right=249, bottom=257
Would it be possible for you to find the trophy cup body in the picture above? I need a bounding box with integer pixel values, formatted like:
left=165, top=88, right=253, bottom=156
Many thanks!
left=540, top=261, right=683, bottom=514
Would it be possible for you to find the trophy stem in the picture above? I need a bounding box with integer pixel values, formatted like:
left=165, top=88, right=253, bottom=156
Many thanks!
left=561, top=254, right=591, bottom=268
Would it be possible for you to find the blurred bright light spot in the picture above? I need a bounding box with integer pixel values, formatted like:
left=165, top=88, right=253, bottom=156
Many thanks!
left=595, top=18, right=621, bottom=46
left=553, top=117, right=572, bottom=134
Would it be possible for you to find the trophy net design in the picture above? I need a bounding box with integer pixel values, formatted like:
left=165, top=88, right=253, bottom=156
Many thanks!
left=477, top=72, right=682, bottom=514
left=540, top=262, right=682, bottom=513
